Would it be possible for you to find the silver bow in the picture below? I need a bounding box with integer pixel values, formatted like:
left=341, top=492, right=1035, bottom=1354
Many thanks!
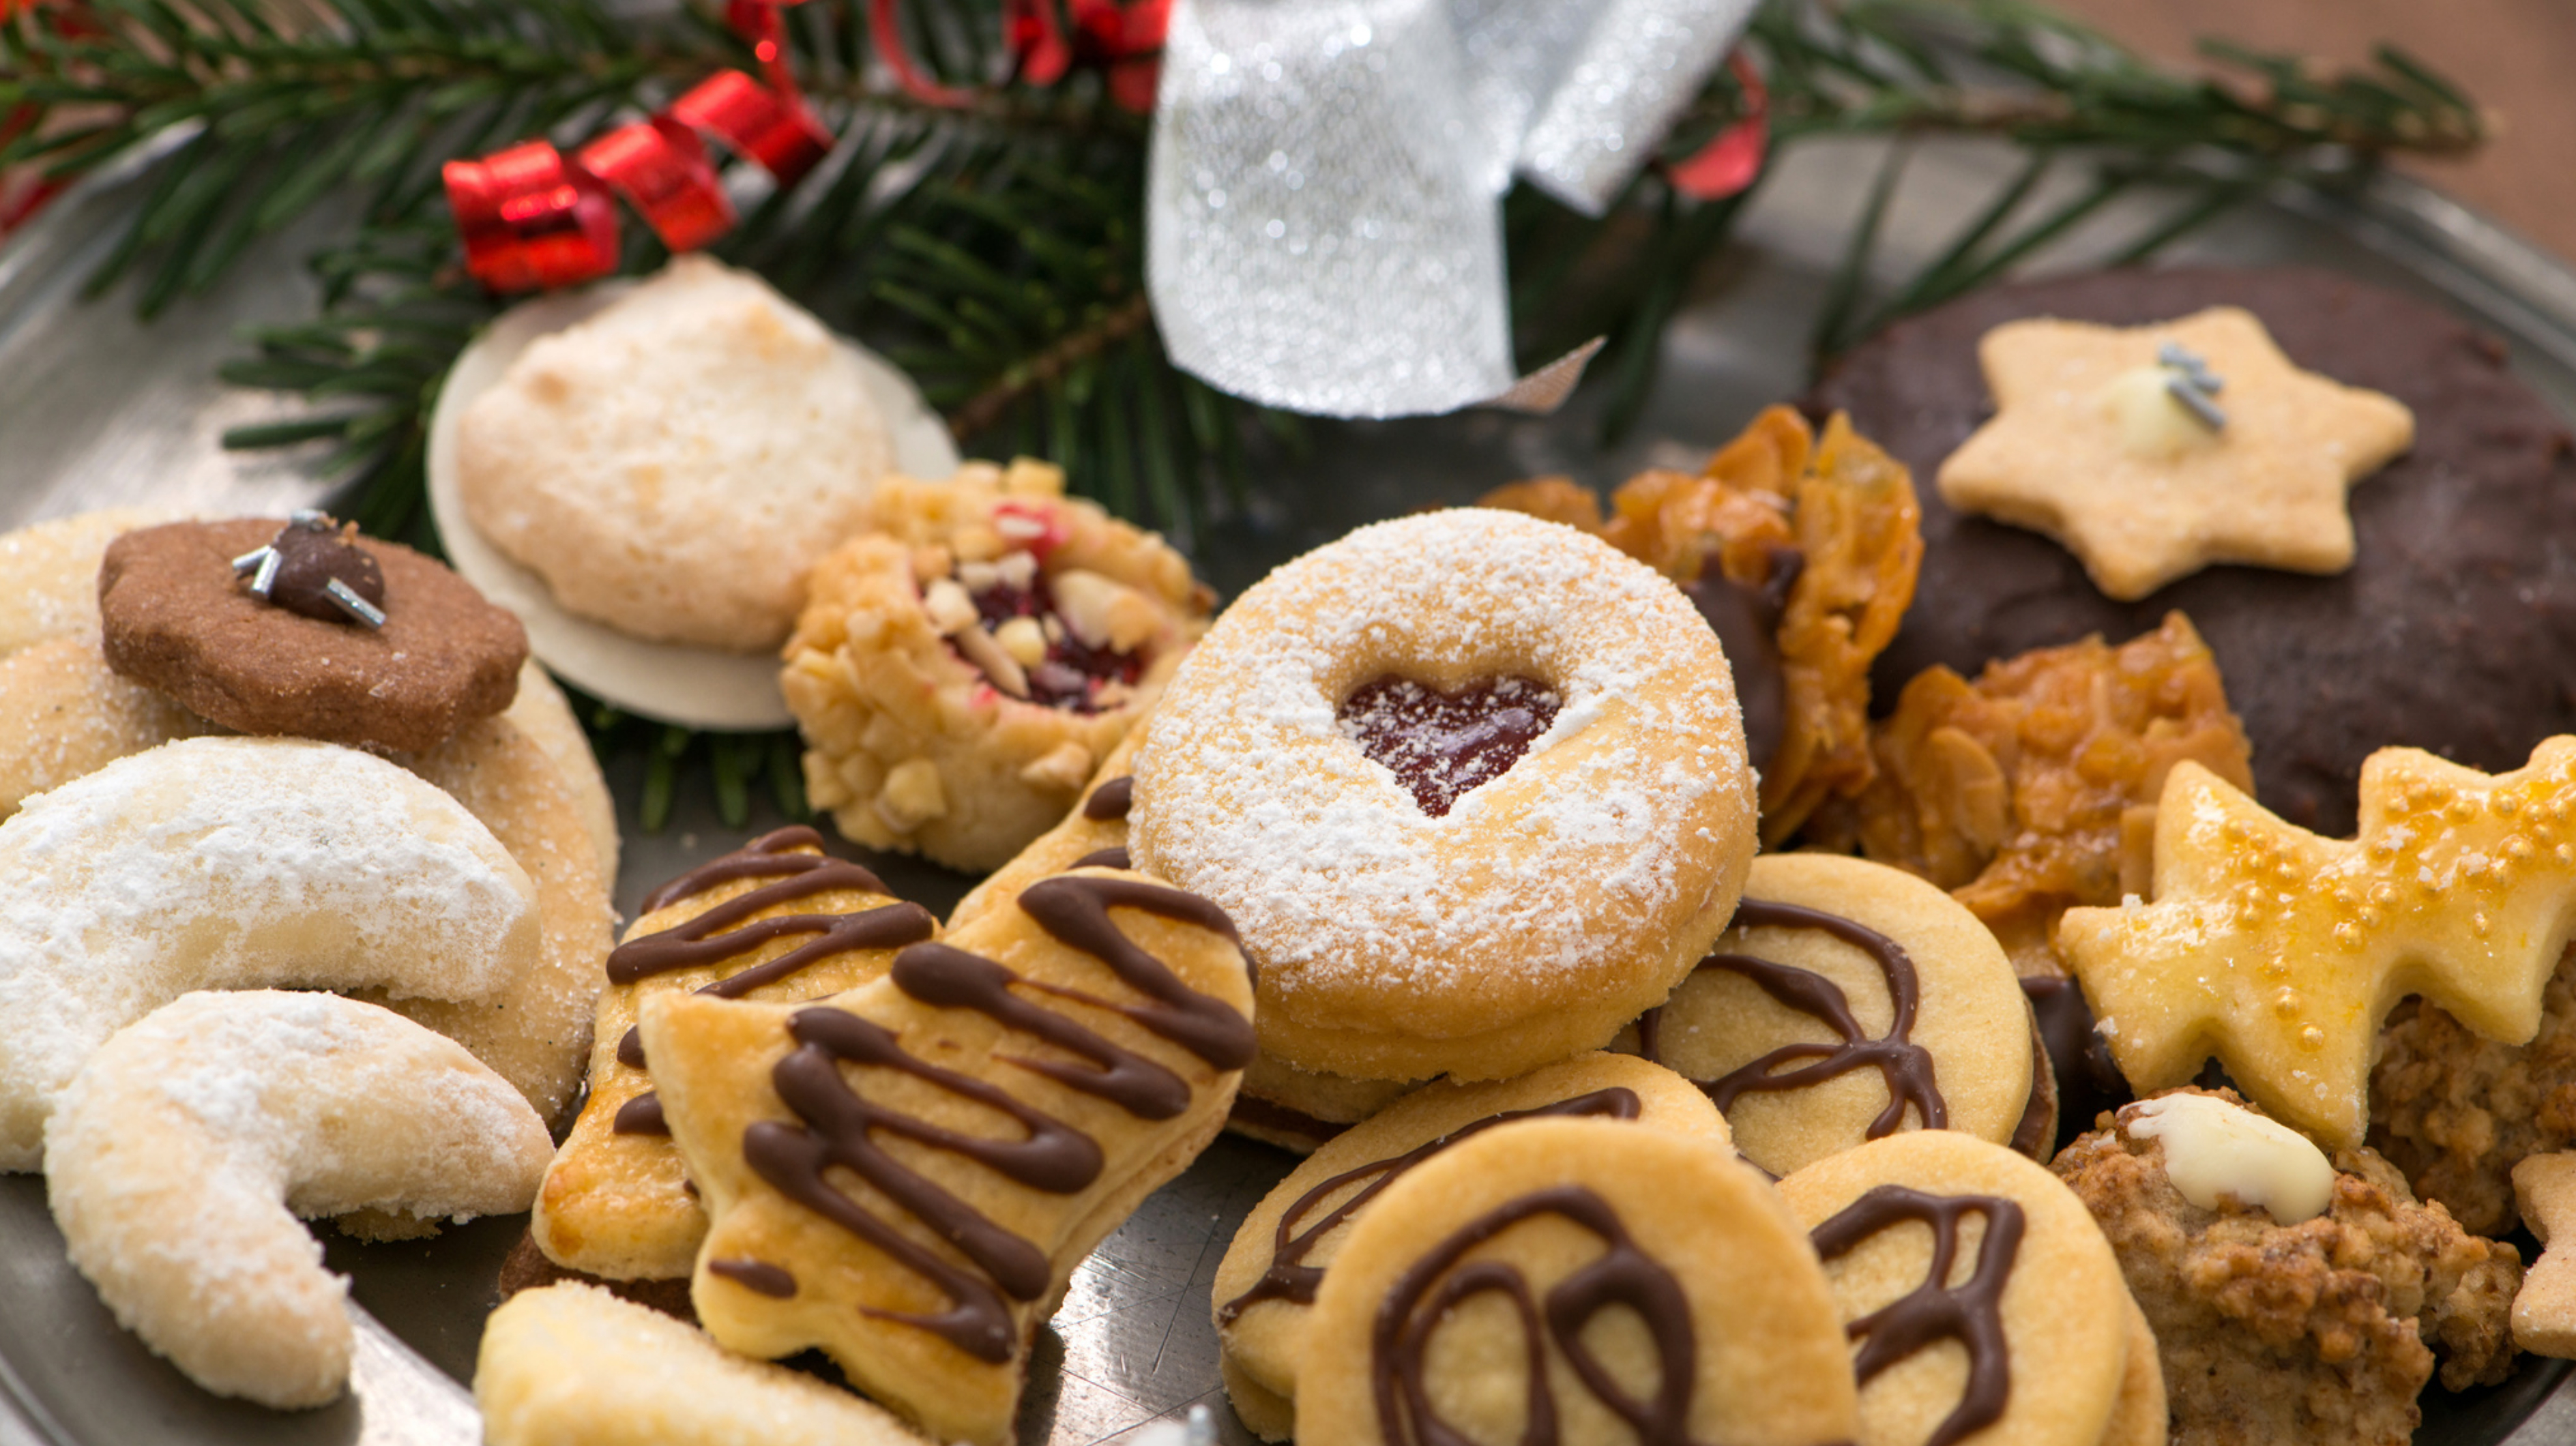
left=1147, top=0, right=1753, bottom=419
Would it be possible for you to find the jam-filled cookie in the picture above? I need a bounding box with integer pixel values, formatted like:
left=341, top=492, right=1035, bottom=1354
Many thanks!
left=1212, top=1052, right=1731, bottom=1441
left=1622, top=853, right=2034, bottom=1178
left=1779, top=1130, right=2159, bottom=1446
left=639, top=865, right=1253, bottom=1446
left=533, top=827, right=936, bottom=1282
left=1296, top=1115, right=1860, bottom=1446
left=782, top=458, right=1212, bottom=872
left=1132, top=508, right=1757, bottom=1082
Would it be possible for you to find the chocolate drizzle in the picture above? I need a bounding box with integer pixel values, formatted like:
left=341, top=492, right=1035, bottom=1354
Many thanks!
left=1809, top=1185, right=2025, bottom=1446
left=707, top=1258, right=797, bottom=1298
left=1072, top=845, right=1132, bottom=870
left=1372, top=1185, right=1701, bottom=1446
left=1083, top=776, right=1135, bottom=821
left=638, top=826, right=886, bottom=915
left=740, top=874, right=1253, bottom=1363
left=612, top=1092, right=669, bottom=1136
left=1641, top=900, right=1946, bottom=1136
left=1220, top=1087, right=1642, bottom=1325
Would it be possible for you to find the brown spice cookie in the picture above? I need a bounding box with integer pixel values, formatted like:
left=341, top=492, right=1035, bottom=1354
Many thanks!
left=2054, top=1087, right=2521, bottom=1446
left=100, top=518, right=527, bottom=752
left=2371, top=942, right=2576, bottom=1237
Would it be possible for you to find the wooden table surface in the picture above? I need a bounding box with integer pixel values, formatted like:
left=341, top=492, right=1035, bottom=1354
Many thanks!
left=2055, top=0, right=2576, bottom=263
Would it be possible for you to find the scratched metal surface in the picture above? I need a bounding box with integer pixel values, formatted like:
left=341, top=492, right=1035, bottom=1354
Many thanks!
left=3, top=132, right=2576, bottom=1445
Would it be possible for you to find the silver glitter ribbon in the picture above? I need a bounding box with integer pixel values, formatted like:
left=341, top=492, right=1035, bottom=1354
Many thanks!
left=1147, top=0, right=1753, bottom=419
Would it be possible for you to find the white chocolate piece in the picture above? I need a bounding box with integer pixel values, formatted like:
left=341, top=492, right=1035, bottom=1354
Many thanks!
left=0, top=735, right=541, bottom=1168
left=476, top=1284, right=933, bottom=1446
left=2124, top=1092, right=2334, bottom=1223
left=2099, top=366, right=2220, bottom=459
left=46, top=992, right=551, bottom=1408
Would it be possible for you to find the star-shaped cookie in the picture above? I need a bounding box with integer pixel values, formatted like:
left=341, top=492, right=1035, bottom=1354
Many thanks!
left=1937, top=306, right=2413, bottom=600
left=2058, top=740, right=2576, bottom=1149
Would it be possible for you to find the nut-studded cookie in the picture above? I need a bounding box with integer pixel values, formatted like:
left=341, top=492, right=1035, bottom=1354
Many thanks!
left=1212, top=1052, right=1731, bottom=1441
left=1779, top=1130, right=2154, bottom=1446
left=947, top=720, right=1149, bottom=930
left=1623, top=853, right=2032, bottom=1177
left=533, top=827, right=936, bottom=1281
left=639, top=866, right=1254, bottom=1446
left=1296, top=1115, right=1860, bottom=1446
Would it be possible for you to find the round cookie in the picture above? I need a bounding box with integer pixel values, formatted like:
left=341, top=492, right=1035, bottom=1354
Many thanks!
left=0, top=506, right=179, bottom=658
left=453, top=255, right=896, bottom=653
left=1625, top=853, right=2032, bottom=1177
left=1296, top=1116, right=1860, bottom=1446
left=1779, top=1130, right=2144, bottom=1446
left=1132, top=508, right=1757, bottom=1082
left=1813, top=266, right=2576, bottom=836
left=1212, top=1052, right=1731, bottom=1441
left=784, top=458, right=1212, bottom=872
left=99, top=517, right=527, bottom=752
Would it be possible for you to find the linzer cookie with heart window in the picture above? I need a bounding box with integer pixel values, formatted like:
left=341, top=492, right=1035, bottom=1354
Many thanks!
left=1130, top=507, right=1757, bottom=1083
left=531, top=827, right=937, bottom=1282
left=1209, top=1052, right=1732, bottom=1441
left=638, top=865, right=1253, bottom=1446
left=780, top=458, right=1213, bottom=872
left=1779, top=1129, right=2164, bottom=1446
left=1294, top=1115, right=1861, bottom=1446
left=1620, top=852, right=2038, bottom=1177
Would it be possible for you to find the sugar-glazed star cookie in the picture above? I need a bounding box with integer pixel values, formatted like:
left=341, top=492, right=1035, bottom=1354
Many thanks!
left=1937, top=306, right=2412, bottom=600
left=2059, top=739, right=2576, bottom=1148
left=639, top=866, right=1253, bottom=1446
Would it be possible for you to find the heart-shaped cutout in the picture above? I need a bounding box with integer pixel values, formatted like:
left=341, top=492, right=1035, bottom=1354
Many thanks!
left=1337, top=674, right=1562, bottom=816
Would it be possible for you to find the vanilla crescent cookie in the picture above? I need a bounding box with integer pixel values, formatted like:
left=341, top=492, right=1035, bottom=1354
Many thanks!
left=640, top=867, right=1253, bottom=1446
left=533, top=827, right=936, bottom=1281
left=782, top=459, right=1212, bottom=871
left=477, top=1283, right=935, bottom=1446
left=1623, top=853, right=2034, bottom=1177
left=1296, top=1116, right=1860, bottom=1446
left=0, top=735, right=541, bottom=1168
left=1778, top=1130, right=2152, bottom=1446
left=1131, top=508, right=1757, bottom=1082
left=45, top=991, right=551, bottom=1408
left=1212, top=1052, right=1733, bottom=1441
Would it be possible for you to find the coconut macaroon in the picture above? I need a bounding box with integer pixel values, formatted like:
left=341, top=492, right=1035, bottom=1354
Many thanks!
left=453, top=256, right=894, bottom=653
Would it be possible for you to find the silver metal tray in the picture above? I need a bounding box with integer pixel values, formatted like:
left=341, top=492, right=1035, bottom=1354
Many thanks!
left=4, top=135, right=2576, bottom=1445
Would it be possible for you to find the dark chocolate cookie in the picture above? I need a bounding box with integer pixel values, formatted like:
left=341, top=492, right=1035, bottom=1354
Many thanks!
left=100, top=518, right=527, bottom=752
left=1815, top=267, right=2576, bottom=835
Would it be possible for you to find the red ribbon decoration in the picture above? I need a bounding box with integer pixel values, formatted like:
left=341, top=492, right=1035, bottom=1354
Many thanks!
left=1667, top=52, right=1769, bottom=203
left=443, top=3, right=828, bottom=293
left=886, top=0, right=1169, bottom=113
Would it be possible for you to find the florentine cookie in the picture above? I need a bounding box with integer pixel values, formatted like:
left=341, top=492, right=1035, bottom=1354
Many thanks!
left=1481, top=405, right=1922, bottom=842
left=0, top=736, right=542, bottom=1169
left=1816, top=267, right=2576, bottom=838
left=2054, top=1088, right=2521, bottom=1445
left=1804, top=611, right=2253, bottom=975
left=99, top=516, right=527, bottom=752
left=46, top=991, right=551, bottom=1408
left=533, top=827, right=936, bottom=1281
left=641, top=866, right=1253, bottom=1446
left=1936, top=306, right=2412, bottom=600
left=1212, top=1052, right=1731, bottom=1441
left=1622, top=853, right=2032, bottom=1178
left=1132, top=508, right=1757, bottom=1082
left=2060, top=739, right=2576, bottom=1148
left=1296, top=1116, right=1860, bottom=1446
left=476, top=1282, right=933, bottom=1446
left=783, top=458, right=1212, bottom=872
left=454, top=256, right=895, bottom=652
left=1779, top=1129, right=2148, bottom=1446
left=2511, top=1153, right=2576, bottom=1357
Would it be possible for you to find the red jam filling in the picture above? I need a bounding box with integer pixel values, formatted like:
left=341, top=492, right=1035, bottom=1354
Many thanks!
left=1336, top=675, right=1562, bottom=816
left=962, top=575, right=1146, bottom=712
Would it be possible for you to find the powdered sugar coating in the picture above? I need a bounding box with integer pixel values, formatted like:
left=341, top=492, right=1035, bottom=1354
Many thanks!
left=46, top=990, right=551, bottom=1408
left=0, top=735, right=540, bottom=1168
left=1130, top=510, right=1757, bottom=1080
